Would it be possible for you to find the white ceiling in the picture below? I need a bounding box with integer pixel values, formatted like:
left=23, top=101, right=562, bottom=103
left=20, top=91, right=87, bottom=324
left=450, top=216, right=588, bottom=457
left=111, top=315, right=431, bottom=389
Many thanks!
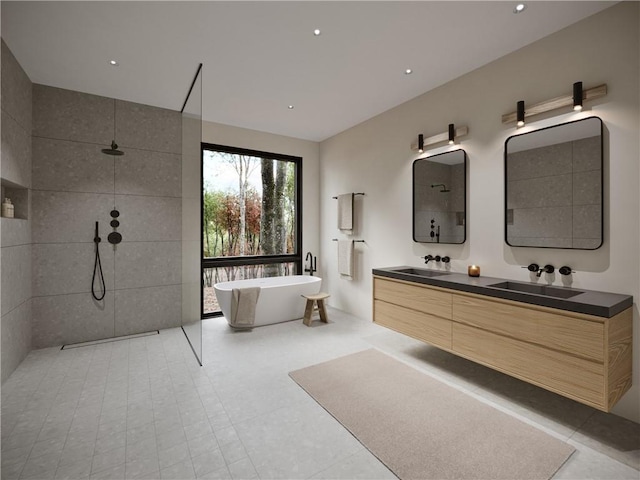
left=2, top=1, right=615, bottom=142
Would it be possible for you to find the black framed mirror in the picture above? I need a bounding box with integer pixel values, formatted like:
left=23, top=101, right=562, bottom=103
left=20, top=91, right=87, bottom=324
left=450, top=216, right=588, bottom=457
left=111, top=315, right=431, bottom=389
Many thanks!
left=505, top=116, right=603, bottom=249
left=413, top=149, right=466, bottom=244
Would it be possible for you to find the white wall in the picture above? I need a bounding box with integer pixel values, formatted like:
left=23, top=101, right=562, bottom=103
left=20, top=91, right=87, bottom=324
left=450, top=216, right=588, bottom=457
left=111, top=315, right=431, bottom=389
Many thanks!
left=319, top=3, right=640, bottom=422
left=202, top=121, right=321, bottom=271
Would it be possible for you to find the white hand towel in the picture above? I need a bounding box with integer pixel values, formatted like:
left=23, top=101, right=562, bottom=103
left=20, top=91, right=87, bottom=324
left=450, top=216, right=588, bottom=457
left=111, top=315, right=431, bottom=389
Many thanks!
left=230, top=287, right=261, bottom=327
left=337, top=193, right=354, bottom=232
left=338, top=240, right=354, bottom=279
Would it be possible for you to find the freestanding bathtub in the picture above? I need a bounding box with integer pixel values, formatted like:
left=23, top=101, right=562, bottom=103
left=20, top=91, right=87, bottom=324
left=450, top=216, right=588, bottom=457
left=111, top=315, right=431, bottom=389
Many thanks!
left=214, top=275, right=322, bottom=327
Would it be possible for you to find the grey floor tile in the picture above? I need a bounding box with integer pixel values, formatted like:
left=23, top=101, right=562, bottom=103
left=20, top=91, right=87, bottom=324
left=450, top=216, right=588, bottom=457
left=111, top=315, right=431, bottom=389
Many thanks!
left=309, top=449, right=396, bottom=479
left=571, top=411, right=640, bottom=470
left=54, top=458, right=93, bottom=480
left=2, top=311, right=638, bottom=480
left=226, top=458, right=258, bottom=480
left=158, top=441, right=191, bottom=470
left=191, top=449, right=226, bottom=478
left=234, top=400, right=362, bottom=479
left=196, top=465, right=231, bottom=480
left=91, top=446, right=125, bottom=475
left=89, top=463, right=125, bottom=480
left=160, top=458, right=196, bottom=480
left=553, top=441, right=640, bottom=479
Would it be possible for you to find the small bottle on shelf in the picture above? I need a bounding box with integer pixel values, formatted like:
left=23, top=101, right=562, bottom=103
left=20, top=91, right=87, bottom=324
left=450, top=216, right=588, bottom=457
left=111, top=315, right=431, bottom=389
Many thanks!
left=1, top=198, right=14, bottom=218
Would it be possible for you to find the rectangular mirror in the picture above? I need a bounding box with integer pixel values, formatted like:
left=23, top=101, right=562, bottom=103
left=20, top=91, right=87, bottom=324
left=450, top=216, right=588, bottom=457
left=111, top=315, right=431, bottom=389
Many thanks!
left=413, top=149, right=466, bottom=244
left=505, top=116, right=603, bottom=249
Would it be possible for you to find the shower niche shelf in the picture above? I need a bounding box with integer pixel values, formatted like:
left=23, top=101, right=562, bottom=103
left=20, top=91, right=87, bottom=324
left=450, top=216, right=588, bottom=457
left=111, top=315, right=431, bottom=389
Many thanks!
left=1, top=178, right=29, bottom=220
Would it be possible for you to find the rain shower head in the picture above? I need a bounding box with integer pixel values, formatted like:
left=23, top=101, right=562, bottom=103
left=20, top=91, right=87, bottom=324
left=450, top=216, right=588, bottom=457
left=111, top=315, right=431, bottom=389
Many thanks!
left=431, top=183, right=450, bottom=193
left=102, top=140, right=124, bottom=156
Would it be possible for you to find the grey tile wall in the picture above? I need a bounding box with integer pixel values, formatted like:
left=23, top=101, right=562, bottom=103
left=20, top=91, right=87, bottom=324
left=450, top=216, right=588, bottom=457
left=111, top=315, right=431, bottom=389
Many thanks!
left=33, top=84, right=113, bottom=144
left=31, top=190, right=115, bottom=243
left=1, top=40, right=33, bottom=382
left=115, top=148, right=181, bottom=197
left=115, top=194, right=182, bottom=242
left=1, top=300, right=32, bottom=383
left=32, top=243, right=115, bottom=296
left=1, top=244, right=32, bottom=316
left=507, top=174, right=572, bottom=209
left=114, top=242, right=181, bottom=290
left=32, top=137, right=114, bottom=193
left=114, top=285, right=181, bottom=336
left=1, top=40, right=32, bottom=132
left=31, top=85, right=182, bottom=349
left=507, top=142, right=572, bottom=181
left=115, top=100, right=182, bottom=154
left=31, top=293, right=116, bottom=349
left=1, top=109, right=32, bottom=186
left=0, top=217, right=30, bottom=247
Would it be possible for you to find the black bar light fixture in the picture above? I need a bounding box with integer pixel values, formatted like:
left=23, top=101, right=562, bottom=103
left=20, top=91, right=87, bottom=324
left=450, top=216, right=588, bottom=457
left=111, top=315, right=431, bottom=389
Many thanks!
left=503, top=83, right=607, bottom=126
left=448, top=123, right=455, bottom=144
left=516, top=100, right=525, bottom=127
left=573, top=81, right=583, bottom=111
left=418, top=134, right=424, bottom=153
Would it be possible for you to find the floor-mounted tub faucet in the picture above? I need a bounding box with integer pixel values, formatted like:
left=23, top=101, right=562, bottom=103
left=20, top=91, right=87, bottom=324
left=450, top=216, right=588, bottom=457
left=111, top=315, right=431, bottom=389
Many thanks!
left=304, top=252, right=317, bottom=275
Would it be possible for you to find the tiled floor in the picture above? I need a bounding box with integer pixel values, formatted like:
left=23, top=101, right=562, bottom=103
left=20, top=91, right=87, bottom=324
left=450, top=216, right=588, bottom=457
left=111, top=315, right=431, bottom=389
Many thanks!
left=2, top=308, right=639, bottom=480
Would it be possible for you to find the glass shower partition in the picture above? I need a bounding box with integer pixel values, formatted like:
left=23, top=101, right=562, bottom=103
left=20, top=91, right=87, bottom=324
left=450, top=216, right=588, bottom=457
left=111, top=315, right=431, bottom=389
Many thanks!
left=181, top=64, right=203, bottom=365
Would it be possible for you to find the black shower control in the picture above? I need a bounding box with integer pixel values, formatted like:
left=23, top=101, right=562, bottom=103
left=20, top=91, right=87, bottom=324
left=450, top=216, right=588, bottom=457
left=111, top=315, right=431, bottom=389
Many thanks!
left=525, top=263, right=539, bottom=273
left=543, top=264, right=555, bottom=274
left=110, top=220, right=120, bottom=228
left=108, top=232, right=122, bottom=245
left=110, top=209, right=120, bottom=218
left=434, top=255, right=441, bottom=262
left=559, top=266, right=573, bottom=275
left=441, top=256, right=450, bottom=263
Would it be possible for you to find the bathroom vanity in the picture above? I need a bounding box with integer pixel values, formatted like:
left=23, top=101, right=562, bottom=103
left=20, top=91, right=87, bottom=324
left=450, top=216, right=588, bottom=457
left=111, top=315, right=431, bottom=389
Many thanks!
left=372, top=267, right=633, bottom=412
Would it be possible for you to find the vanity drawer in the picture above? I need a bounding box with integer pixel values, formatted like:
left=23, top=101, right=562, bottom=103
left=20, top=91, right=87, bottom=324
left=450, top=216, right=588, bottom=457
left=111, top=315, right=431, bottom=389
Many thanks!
left=374, top=300, right=452, bottom=350
left=452, top=323, right=605, bottom=408
left=452, top=295, right=604, bottom=362
left=374, top=277, right=452, bottom=319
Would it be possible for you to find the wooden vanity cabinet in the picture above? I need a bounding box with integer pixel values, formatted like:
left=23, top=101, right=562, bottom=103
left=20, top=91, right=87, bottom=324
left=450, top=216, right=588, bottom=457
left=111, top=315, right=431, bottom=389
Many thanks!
left=373, top=276, right=632, bottom=412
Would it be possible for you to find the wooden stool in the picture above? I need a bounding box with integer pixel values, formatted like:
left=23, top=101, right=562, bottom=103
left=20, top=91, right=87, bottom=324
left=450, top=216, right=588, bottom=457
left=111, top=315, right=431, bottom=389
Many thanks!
left=302, top=292, right=330, bottom=326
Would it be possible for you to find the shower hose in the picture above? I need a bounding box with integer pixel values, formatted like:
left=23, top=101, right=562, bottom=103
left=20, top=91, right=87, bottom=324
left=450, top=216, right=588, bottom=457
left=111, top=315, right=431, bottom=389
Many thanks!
left=92, top=221, right=106, bottom=301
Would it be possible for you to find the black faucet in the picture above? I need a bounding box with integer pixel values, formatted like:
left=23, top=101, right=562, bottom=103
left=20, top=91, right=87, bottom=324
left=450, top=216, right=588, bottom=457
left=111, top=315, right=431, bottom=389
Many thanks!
left=525, top=263, right=554, bottom=277
left=559, top=266, right=573, bottom=276
left=423, top=255, right=434, bottom=264
left=540, top=264, right=555, bottom=276
left=304, top=252, right=317, bottom=275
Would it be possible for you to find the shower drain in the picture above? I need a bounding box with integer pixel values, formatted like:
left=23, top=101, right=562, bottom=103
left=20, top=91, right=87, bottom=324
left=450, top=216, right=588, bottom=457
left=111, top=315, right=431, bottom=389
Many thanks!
left=60, top=330, right=160, bottom=350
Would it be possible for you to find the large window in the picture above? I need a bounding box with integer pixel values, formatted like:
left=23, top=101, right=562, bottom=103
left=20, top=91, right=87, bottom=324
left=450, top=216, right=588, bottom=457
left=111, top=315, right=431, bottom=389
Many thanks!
left=202, top=144, right=302, bottom=317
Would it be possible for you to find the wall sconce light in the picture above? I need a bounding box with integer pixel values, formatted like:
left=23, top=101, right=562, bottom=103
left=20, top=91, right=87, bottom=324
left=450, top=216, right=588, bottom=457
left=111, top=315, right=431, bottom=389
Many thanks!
left=516, top=101, right=525, bottom=127
left=411, top=125, right=468, bottom=152
left=502, top=83, right=607, bottom=126
left=573, top=81, right=583, bottom=111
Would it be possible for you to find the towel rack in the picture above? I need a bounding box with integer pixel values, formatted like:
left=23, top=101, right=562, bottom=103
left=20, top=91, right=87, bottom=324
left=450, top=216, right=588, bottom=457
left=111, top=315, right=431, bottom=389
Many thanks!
left=332, top=193, right=365, bottom=199
left=332, top=239, right=365, bottom=242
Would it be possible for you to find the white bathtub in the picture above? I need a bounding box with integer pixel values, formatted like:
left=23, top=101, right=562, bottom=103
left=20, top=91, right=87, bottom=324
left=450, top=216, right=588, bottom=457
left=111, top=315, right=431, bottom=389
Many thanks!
left=214, top=275, right=322, bottom=327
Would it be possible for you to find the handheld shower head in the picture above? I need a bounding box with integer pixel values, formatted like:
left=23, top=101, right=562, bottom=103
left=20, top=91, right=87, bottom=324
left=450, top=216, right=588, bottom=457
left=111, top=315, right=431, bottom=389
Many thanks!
left=102, top=140, right=124, bottom=156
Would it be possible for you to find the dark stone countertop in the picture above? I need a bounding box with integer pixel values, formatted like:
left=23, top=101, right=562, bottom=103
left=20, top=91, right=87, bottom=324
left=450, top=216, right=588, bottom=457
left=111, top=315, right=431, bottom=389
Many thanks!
left=372, top=266, right=633, bottom=318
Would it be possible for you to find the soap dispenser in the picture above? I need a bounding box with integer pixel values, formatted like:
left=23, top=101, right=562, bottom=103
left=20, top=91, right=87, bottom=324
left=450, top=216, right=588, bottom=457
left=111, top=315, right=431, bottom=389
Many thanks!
left=2, top=198, right=14, bottom=218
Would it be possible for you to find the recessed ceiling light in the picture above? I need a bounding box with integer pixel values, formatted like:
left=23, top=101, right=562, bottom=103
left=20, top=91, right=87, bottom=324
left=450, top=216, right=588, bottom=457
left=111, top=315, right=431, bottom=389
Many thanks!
left=405, top=69, right=413, bottom=75
left=513, top=3, right=526, bottom=14
left=288, top=105, right=294, bottom=109
left=109, top=60, right=119, bottom=66
left=313, top=29, right=321, bottom=36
